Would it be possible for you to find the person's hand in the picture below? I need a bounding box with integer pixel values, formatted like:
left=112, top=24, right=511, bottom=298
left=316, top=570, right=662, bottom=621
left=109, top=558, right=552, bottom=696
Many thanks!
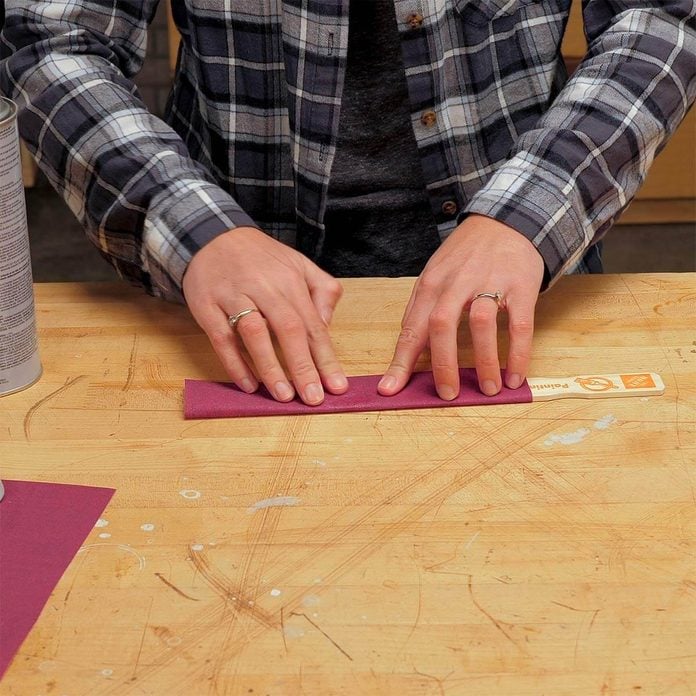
left=378, top=214, right=545, bottom=399
left=182, top=227, right=348, bottom=405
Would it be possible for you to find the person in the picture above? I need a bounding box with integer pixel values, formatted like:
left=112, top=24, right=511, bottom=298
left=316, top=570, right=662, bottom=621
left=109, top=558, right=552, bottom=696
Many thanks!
left=2, top=1, right=694, bottom=406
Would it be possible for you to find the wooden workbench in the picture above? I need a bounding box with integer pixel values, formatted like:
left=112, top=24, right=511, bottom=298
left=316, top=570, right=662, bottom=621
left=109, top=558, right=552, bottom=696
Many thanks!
left=1, top=275, right=695, bottom=695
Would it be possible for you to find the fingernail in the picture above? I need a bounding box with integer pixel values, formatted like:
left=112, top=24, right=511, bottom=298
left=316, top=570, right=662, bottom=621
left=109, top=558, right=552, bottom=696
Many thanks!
left=240, top=378, right=257, bottom=393
left=304, top=382, right=324, bottom=405
left=326, top=372, right=348, bottom=392
left=378, top=376, right=397, bottom=393
left=274, top=381, right=295, bottom=401
left=482, top=380, right=499, bottom=396
left=438, top=385, right=457, bottom=401
left=506, top=373, right=522, bottom=390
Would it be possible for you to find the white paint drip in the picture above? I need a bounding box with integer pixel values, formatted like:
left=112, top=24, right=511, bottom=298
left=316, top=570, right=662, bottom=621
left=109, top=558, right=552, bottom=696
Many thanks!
left=270, top=588, right=282, bottom=597
left=140, top=523, right=155, bottom=532
left=465, top=531, right=480, bottom=550
left=544, top=427, right=591, bottom=446
left=100, top=668, right=113, bottom=677
left=545, top=414, right=617, bottom=446
left=95, top=518, right=109, bottom=528
left=191, top=543, right=204, bottom=552
left=179, top=489, right=201, bottom=500
left=594, top=414, right=617, bottom=430
left=283, top=626, right=305, bottom=639
left=98, top=532, right=111, bottom=539
left=302, top=594, right=320, bottom=607
left=312, top=459, right=327, bottom=467
left=247, top=496, right=301, bottom=513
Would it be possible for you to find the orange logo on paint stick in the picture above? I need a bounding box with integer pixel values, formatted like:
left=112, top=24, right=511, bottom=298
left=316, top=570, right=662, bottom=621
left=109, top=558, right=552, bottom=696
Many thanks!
left=574, top=376, right=616, bottom=392
left=620, top=374, right=656, bottom=389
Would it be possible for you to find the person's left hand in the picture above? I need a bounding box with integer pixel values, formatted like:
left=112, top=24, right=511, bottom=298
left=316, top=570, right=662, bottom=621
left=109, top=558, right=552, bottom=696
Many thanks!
left=378, top=214, right=545, bottom=399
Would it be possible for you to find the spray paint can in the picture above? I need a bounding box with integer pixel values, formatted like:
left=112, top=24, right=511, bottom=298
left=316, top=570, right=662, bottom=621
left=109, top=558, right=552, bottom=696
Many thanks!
left=0, top=97, right=42, bottom=396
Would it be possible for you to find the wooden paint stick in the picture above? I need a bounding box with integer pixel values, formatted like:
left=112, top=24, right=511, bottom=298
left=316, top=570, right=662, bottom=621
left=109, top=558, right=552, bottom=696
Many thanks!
left=526, top=373, right=665, bottom=401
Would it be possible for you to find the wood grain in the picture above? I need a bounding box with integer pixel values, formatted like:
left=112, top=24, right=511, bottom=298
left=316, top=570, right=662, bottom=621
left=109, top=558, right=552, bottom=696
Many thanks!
left=1, top=275, right=695, bottom=695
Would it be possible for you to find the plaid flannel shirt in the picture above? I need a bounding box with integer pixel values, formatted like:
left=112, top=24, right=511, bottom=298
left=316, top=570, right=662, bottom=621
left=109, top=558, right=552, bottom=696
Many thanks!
left=2, top=1, right=695, bottom=302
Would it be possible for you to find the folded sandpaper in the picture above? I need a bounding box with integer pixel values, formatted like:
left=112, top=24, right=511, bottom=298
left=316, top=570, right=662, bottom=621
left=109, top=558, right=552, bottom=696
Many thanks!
left=184, top=368, right=532, bottom=419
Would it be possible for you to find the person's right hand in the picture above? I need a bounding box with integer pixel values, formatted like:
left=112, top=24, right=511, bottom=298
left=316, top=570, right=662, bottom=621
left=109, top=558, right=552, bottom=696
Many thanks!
left=182, top=227, right=348, bottom=405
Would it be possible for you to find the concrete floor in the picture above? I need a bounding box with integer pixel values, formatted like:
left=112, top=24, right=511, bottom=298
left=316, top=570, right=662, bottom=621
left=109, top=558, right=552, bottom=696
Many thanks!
left=25, top=182, right=696, bottom=283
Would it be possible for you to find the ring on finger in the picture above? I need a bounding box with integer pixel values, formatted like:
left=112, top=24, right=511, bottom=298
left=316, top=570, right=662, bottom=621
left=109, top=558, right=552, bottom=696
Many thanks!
left=228, top=307, right=263, bottom=330
left=472, top=291, right=504, bottom=309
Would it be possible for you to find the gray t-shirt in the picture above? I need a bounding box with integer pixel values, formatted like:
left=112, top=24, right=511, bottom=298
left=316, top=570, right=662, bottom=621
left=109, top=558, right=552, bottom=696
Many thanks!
left=318, top=0, right=441, bottom=277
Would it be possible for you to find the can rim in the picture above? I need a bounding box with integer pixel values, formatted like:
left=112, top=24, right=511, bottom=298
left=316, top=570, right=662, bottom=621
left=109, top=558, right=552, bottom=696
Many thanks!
left=0, top=97, right=17, bottom=125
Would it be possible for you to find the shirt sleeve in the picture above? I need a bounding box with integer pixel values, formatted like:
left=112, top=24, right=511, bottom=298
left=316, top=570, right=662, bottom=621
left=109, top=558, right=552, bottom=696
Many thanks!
left=0, top=1, right=258, bottom=302
left=463, top=1, right=696, bottom=286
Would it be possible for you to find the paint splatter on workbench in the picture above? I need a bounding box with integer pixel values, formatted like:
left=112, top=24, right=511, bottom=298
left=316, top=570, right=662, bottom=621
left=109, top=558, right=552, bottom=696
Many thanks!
left=247, top=496, right=301, bottom=513
left=544, top=428, right=591, bottom=446
left=544, top=415, right=618, bottom=446
left=594, top=414, right=617, bottom=430
left=283, top=626, right=305, bottom=639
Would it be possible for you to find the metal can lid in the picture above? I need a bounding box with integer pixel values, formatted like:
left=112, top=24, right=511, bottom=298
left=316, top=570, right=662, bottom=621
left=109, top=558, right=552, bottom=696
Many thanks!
left=0, top=98, right=16, bottom=124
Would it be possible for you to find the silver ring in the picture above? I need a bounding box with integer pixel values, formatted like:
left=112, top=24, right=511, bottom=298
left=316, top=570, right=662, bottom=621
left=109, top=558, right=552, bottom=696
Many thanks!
left=228, top=308, right=262, bottom=330
left=472, top=291, right=504, bottom=308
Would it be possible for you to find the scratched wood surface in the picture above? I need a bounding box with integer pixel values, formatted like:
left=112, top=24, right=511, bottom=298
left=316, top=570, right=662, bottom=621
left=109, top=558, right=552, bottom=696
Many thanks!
left=1, top=275, right=695, bottom=695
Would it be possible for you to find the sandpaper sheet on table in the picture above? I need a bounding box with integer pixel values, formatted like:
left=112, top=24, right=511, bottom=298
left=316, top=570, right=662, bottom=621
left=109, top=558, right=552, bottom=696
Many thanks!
left=0, top=480, right=115, bottom=678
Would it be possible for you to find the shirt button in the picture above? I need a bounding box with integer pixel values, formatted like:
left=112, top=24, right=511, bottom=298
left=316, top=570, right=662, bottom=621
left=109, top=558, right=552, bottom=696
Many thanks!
left=420, top=110, right=437, bottom=127
left=406, top=12, right=424, bottom=29
left=441, top=200, right=458, bottom=216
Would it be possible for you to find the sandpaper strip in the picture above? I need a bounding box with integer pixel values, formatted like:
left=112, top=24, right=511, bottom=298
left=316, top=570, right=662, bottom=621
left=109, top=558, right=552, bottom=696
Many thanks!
left=184, top=368, right=532, bottom=419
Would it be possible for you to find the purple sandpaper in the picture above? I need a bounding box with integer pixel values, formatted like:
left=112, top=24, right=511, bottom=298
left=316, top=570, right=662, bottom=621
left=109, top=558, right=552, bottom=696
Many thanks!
left=184, top=368, right=532, bottom=419
left=0, top=480, right=115, bottom=678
